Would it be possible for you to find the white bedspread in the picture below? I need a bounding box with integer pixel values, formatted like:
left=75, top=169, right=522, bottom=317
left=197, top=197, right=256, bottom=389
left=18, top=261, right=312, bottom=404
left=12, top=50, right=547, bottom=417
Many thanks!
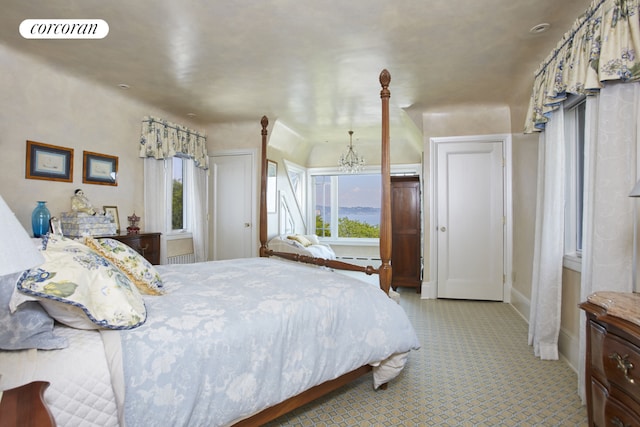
left=0, top=326, right=119, bottom=426
left=107, top=258, right=419, bottom=427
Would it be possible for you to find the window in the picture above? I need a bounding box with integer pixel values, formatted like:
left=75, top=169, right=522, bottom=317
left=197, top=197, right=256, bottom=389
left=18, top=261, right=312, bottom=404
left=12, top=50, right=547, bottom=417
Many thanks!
left=284, top=160, right=307, bottom=221
left=564, top=96, right=586, bottom=269
left=312, top=173, right=381, bottom=240
left=169, top=156, right=189, bottom=233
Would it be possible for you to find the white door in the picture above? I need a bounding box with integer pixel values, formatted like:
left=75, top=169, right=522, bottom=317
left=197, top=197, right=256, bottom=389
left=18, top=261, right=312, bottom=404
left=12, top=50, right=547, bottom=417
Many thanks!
left=436, top=140, right=504, bottom=300
left=209, top=152, right=256, bottom=260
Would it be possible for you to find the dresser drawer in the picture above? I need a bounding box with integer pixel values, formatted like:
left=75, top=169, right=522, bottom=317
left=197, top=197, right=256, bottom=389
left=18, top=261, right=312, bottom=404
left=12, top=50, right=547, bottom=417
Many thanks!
left=591, top=378, right=607, bottom=427
left=603, top=333, right=640, bottom=404
left=590, top=321, right=607, bottom=383
left=581, top=294, right=640, bottom=427
left=605, top=395, right=640, bottom=427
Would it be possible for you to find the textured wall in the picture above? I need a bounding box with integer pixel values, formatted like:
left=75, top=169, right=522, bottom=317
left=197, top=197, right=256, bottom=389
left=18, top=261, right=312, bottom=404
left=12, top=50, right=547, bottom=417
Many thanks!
left=0, top=44, right=200, bottom=235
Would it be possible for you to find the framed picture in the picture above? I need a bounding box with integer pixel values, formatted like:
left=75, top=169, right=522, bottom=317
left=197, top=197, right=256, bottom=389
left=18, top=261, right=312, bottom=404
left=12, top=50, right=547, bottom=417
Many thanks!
left=49, top=217, right=63, bottom=236
left=83, top=151, right=118, bottom=185
left=25, top=140, right=74, bottom=182
left=103, top=206, right=120, bottom=233
left=267, top=160, right=277, bottom=213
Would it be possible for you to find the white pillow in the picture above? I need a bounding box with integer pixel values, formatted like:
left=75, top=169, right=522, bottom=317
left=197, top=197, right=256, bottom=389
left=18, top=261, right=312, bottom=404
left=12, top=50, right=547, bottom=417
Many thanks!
left=303, top=234, right=320, bottom=245
left=11, top=235, right=146, bottom=330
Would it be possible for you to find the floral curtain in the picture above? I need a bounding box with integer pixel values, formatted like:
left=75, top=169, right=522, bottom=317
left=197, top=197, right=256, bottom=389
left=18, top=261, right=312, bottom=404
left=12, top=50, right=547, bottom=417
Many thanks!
left=139, top=116, right=209, bottom=169
left=524, top=0, right=640, bottom=133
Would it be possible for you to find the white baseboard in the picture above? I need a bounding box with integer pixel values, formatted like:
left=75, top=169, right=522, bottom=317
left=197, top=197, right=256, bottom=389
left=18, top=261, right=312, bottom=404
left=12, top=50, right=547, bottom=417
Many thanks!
left=421, top=280, right=437, bottom=299
left=508, top=287, right=579, bottom=373
left=558, top=327, right=580, bottom=374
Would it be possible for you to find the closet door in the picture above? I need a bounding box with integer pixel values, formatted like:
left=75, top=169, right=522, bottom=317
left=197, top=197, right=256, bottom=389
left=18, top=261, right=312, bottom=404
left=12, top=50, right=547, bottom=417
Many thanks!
left=209, top=151, right=257, bottom=260
left=391, top=176, right=421, bottom=291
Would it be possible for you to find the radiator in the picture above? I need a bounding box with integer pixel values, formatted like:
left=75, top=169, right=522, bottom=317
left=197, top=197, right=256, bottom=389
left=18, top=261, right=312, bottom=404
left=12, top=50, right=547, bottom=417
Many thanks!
left=167, top=253, right=195, bottom=264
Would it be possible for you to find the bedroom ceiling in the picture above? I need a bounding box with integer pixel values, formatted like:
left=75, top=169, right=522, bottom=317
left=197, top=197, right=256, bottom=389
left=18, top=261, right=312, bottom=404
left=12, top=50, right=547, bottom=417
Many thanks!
left=0, top=0, right=592, bottom=147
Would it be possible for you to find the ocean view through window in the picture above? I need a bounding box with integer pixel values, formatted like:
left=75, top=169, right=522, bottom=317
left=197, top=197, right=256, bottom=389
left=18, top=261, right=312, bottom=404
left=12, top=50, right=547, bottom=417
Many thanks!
left=313, top=174, right=381, bottom=239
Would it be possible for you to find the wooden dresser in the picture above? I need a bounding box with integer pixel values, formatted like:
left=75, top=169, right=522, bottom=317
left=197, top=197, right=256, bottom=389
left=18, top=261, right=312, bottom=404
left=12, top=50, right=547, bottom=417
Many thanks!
left=105, top=232, right=161, bottom=265
left=580, top=292, right=640, bottom=426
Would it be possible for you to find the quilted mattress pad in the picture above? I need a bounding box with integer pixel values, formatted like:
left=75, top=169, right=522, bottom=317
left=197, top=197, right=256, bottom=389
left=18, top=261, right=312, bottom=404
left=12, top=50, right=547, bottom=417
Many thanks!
left=0, top=325, right=119, bottom=426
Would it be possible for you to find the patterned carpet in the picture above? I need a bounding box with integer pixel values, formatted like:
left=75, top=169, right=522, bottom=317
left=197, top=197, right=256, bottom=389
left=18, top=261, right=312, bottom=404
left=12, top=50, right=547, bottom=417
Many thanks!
left=266, top=288, right=588, bottom=426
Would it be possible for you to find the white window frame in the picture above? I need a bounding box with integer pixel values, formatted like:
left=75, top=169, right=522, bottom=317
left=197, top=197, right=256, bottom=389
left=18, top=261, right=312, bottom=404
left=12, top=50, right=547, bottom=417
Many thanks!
left=307, top=164, right=421, bottom=245
left=165, top=156, right=192, bottom=238
left=283, top=159, right=307, bottom=226
left=564, top=95, right=586, bottom=272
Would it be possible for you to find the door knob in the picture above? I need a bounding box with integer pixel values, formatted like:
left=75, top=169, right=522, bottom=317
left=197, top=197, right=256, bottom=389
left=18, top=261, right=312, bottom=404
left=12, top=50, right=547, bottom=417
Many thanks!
left=440, top=226, right=447, bottom=232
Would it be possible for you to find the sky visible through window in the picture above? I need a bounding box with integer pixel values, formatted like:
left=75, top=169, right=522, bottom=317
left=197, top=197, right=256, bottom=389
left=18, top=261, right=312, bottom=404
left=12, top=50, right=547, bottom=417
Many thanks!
left=314, top=174, right=381, bottom=231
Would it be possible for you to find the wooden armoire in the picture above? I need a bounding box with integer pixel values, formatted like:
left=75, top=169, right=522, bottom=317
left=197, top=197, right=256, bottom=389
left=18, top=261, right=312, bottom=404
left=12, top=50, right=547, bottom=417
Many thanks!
left=390, top=176, right=422, bottom=292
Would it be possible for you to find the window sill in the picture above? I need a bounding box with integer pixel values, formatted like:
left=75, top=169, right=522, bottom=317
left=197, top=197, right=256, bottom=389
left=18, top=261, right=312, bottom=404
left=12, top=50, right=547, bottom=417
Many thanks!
left=166, top=232, right=193, bottom=241
left=563, top=253, right=582, bottom=273
left=319, top=239, right=379, bottom=247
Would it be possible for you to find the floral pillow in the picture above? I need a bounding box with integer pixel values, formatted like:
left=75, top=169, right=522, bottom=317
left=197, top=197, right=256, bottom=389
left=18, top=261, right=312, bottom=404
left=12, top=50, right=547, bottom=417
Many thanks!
left=84, top=236, right=164, bottom=295
left=11, top=235, right=146, bottom=330
left=0, top=272, right=68, bottom=350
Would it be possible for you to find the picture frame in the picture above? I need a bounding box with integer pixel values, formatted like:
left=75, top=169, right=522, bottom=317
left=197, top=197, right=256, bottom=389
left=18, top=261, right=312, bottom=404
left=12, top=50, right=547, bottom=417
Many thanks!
left=103, top=206, right=120, bottom=233
left=25, top=140, right=74, bottom=182
left=83, top=151, right=118, bottom=186
left=267, top=159, right=277, bottom=213
left=49, top=216, right=63, bottom=236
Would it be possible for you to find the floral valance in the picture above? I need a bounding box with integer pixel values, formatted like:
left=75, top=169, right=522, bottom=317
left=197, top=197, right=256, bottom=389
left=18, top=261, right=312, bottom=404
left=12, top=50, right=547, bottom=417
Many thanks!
left=139, top=116, right=209, bottom=169
left=524, top=0, right=640, bottom=133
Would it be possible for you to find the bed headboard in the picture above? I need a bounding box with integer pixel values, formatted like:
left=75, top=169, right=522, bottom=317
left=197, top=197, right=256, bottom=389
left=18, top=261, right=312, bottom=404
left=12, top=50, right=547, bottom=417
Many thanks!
left=259, top=69, right=392, bottom=295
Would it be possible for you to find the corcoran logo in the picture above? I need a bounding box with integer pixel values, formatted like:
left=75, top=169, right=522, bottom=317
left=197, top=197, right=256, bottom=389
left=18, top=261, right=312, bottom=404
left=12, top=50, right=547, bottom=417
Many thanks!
left=19, top=19, right=109, bottom=39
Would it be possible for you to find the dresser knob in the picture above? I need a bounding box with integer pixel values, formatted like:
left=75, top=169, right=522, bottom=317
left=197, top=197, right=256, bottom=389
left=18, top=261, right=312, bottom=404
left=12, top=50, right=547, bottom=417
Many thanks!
left=610, top=352, right=635, bottom=384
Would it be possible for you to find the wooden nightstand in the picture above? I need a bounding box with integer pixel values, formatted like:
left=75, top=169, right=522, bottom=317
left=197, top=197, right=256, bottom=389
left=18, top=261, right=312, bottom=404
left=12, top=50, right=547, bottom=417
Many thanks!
left=0, top=381, right=56, bottom=427
left=106, top=232, right=161, bottom=265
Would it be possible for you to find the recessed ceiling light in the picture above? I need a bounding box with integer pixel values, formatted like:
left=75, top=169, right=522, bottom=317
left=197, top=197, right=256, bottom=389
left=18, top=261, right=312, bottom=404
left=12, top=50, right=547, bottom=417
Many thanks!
left=117, top=83, right=130, bottom=89
left=530, top=23, right=550, bottom=34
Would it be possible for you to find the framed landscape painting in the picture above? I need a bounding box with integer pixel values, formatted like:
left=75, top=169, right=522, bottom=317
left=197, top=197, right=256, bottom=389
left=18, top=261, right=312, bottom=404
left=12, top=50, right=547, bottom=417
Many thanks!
left=25, top=140, right=74, bottom=182
left=83, top=150, right=118, bottom=186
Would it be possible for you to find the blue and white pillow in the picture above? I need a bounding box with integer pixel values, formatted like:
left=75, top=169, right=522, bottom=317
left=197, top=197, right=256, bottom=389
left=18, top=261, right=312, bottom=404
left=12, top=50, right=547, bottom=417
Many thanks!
left=0, top=271, right=68, bottom=350
left=11, top=235, right=146, bottom=330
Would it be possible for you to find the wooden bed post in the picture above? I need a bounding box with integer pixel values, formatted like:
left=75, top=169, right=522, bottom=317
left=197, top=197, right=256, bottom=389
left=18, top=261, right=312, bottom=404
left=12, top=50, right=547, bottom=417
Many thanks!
left=379, top=69, right=392, bottom=295
left=257, top=72, right=393, bottom=296
left=259, top=116, right=269, bottom=257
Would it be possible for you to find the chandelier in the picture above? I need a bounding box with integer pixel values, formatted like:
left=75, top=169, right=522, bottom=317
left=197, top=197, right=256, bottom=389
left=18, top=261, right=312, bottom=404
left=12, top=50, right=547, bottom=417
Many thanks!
left=338, top=130, right=365, bottom=174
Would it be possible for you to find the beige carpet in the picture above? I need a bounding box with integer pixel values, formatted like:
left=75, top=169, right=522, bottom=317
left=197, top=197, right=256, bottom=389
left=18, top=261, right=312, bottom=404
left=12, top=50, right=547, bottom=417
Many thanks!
left=266, top=289, right=588, bottom=426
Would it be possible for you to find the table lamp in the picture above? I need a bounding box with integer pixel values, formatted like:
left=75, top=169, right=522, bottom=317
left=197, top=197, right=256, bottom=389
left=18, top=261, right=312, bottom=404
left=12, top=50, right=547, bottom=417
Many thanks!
left=0, top=195, right=45, bottom=276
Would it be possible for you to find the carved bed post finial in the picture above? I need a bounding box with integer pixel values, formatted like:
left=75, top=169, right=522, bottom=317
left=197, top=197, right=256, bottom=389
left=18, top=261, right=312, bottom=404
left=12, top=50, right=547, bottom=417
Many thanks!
left=379, top=69, right=391, bottom=90
left=379, top=69, right=392, bottom=295
left=259, top=116, right=269, bottom=257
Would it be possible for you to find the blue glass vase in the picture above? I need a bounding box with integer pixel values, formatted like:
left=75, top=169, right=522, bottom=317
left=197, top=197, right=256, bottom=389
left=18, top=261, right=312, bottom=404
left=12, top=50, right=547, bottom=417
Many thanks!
left=32, top=201, right=51, bottom=237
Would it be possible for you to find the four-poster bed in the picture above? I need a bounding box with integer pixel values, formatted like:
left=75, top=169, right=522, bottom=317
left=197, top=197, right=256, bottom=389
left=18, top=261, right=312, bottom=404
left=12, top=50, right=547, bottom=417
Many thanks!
left=0, top=69, right=418, bottom=427
left=259, top=69, right=393, bottom=296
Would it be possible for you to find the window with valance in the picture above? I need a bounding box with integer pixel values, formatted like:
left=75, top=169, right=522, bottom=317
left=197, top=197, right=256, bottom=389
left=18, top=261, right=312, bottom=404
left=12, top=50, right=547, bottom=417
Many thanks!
left=139, top=116, right=209, bottom=169
left=524, top=0, right=640, bottom=133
